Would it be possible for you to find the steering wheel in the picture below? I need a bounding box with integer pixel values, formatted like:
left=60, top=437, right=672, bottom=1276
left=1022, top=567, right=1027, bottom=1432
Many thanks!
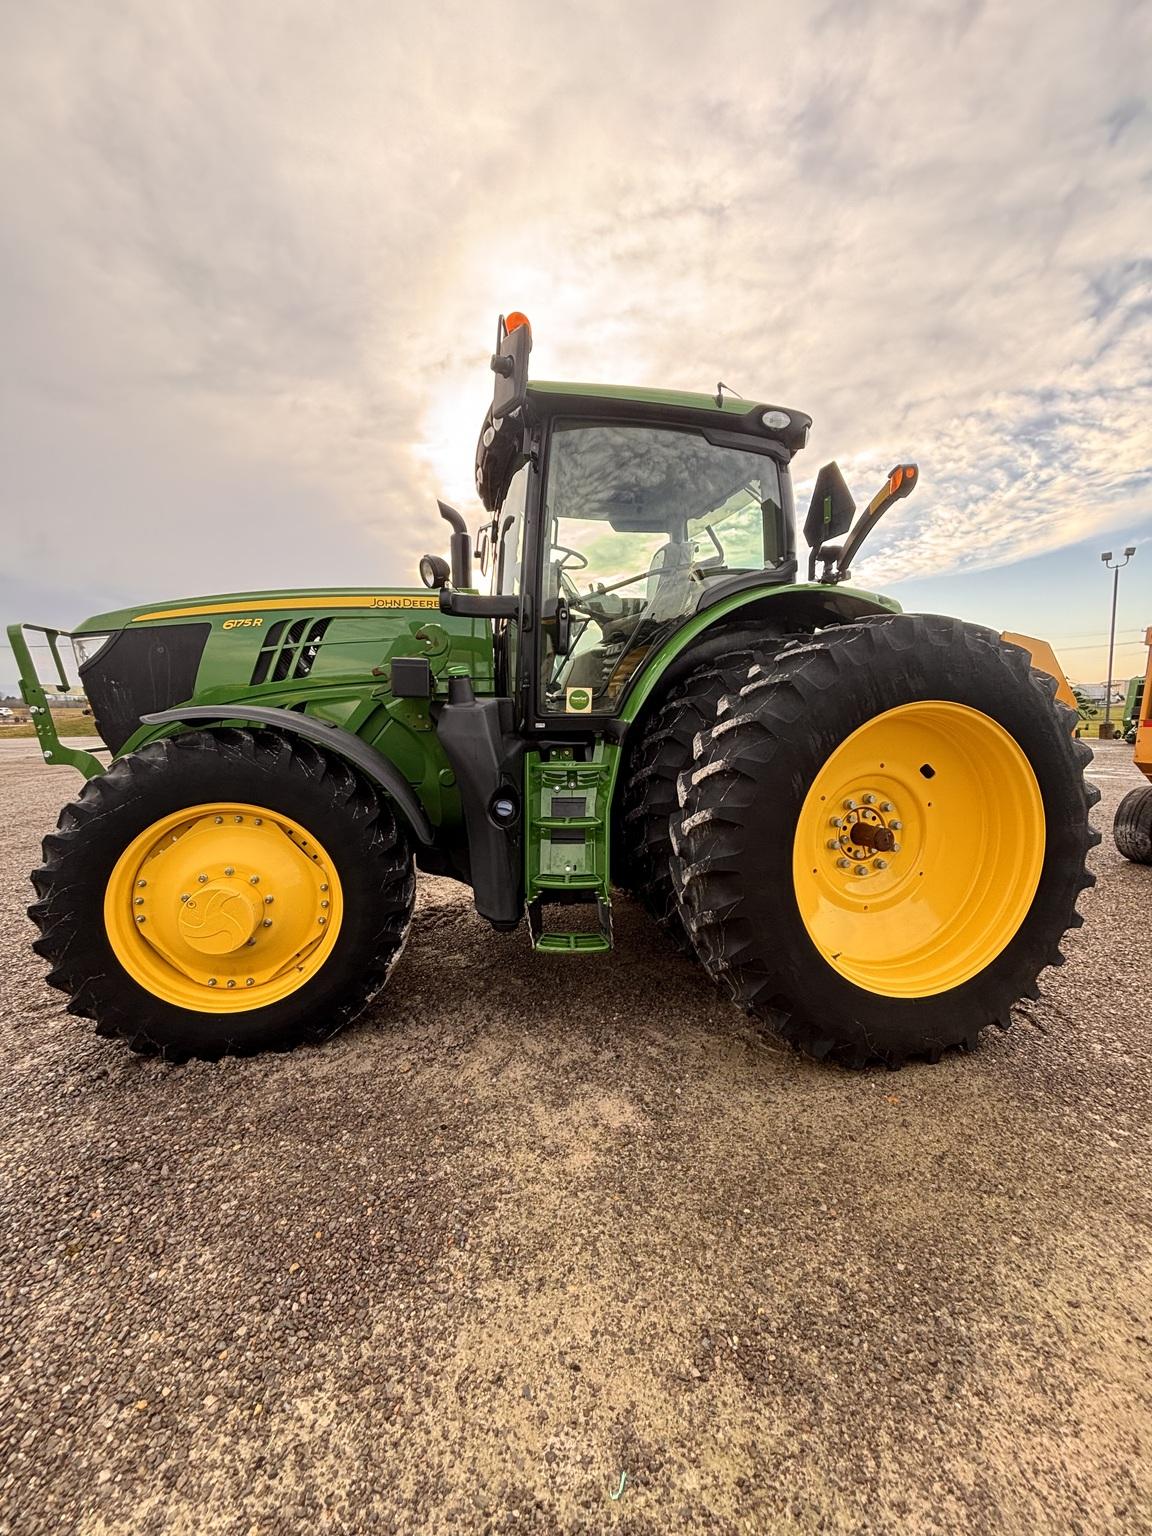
left=552, top=546, right=590, bottom=607
left=553, top=545, right=588, bottom=573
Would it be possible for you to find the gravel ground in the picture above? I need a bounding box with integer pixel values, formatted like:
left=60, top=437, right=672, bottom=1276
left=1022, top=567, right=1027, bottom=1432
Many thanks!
left=1, top=740, right=1150, bottom=1536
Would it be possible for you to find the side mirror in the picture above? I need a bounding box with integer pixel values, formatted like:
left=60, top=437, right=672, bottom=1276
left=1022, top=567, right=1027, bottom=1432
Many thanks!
left=491, top=312, right=532, bottom=419
left=802, top=462, right=856, bottom=559
left=419, top=554, right=451, bottom=590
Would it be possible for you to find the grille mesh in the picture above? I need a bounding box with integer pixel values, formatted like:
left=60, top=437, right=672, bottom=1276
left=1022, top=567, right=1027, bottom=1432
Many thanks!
left=250, top=617, right=332, bottom=686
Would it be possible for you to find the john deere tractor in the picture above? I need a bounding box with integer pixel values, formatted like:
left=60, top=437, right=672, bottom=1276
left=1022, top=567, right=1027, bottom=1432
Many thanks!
left=11, top=314, right=1099, bottom=1066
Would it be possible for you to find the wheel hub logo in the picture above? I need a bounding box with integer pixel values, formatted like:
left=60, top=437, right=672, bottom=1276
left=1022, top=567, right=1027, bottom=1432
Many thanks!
left=178, top=885, right=259, bottom=954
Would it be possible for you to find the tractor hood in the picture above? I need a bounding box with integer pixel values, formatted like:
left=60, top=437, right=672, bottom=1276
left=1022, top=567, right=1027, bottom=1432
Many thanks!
left=70, top=586, right=489, bottom=755
left=74, top=586, right=444, bottom=632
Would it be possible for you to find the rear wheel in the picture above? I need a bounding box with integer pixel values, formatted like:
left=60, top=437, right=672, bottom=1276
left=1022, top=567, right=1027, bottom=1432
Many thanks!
left=29, top=728, right=415, bottom=1058
left=621, top=644, right=777, bottom=943
left=671, top=616, right=1099, bottom=1066
left=1114, top=784, right=1152, bottom=864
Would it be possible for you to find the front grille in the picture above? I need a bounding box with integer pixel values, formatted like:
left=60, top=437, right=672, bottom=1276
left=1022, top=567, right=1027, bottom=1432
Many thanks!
left=250, top=617, right=332, bottom=686
left=79, top=623, right=211, bottom=753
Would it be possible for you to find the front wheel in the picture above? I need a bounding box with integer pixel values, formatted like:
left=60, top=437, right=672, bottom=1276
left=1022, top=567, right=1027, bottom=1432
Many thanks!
left=29, top=728, right=415, bottom=1059
left=671, top=616, right=1100, bottom=1066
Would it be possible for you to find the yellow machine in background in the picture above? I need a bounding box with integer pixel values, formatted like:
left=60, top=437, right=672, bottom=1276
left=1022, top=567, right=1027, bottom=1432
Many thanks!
left=1001, top=633, right=1079, bottom=712
left=1114, top=627, right=1152, bottom=864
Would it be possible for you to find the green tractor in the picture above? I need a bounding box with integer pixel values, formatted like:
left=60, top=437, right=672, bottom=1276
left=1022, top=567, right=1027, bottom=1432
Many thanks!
left=11, top=314, right=1099, bottom=1066
left=1122, top=673, right=1144, bottom=747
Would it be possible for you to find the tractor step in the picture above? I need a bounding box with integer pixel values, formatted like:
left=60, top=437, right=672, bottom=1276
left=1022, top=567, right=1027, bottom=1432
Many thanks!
left=527, top=895, right=613, bottom=953
left=524, top=747, right=615, bottom=954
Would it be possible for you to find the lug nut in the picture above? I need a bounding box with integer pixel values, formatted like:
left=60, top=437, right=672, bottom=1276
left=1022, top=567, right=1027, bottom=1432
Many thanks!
left=180, top=893, right=190, bottom=903
left=318, top=917, right=326, bottom=926
left=224, top=866, right=234, bottom=877
left=880, top=801, right=893, bottom=813
left=254, top=818, right=263, bottom=826
left=263, top=919, right=273, bottom=928
left=135, top=914, right=146, bottom=923
left=826, top=839, right=840, bottom=850
left=875, top=859, right=889, bottom=870
left=235, top=815, right=243, bottom=823
left=208, top=978, right=217, bottom=987
left=320, top=883, right=329, bottom=892
left=137, top=879, right=147, bottom=889
left=828, top=817, right=843, bottom=829
left=134, top=896, right=144, bottom=906
left=264, top=895, right=274, bottom=905
left=320, top=899, right=329, bottom=909
left=215, top=816, right=223, bottom=825
left=249, top=875, right=260, bottom=885
left=836, top=858, right=851, bottom=869
left=843, top=799, right=857, bottom=811
left=854, top=865, right=868, bottom=877
left=226, top=979, right=236, bottom=988
left=246, top=938, right=256, bottom=946
left=862, top=793, right=875, bottom=805
left=246, top=978, right=255, bottom=987
left=198, top=874, right=208, bottom=884
left=890, top=820, right=902, bottom=831
left=892, top=842, right=901, bottom=854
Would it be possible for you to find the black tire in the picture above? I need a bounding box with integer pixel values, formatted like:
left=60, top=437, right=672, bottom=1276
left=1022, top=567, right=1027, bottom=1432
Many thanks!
left=29, top=728, right=416, bottom=1059
left=1114, top=784, right=1152, bottom=863
left=620, top=645, right=775, bottom=943
left=671, top=615, right=1100, bottom=1067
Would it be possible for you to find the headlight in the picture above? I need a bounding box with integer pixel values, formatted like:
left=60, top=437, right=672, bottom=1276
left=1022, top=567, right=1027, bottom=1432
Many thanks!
left=71, top=632, right=114, bottom=669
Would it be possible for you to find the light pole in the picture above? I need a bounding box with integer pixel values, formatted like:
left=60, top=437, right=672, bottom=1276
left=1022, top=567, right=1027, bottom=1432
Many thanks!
left=1100, top=546, right=1137, bottom=732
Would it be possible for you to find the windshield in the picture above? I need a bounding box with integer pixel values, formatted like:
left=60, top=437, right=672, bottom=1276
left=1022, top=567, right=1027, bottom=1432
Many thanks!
left=539, top=422, right=788, bottom=715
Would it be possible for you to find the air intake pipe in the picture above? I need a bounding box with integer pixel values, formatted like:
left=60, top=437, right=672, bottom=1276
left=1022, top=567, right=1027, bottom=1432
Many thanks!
left=438, top=501, right=473, bottom=591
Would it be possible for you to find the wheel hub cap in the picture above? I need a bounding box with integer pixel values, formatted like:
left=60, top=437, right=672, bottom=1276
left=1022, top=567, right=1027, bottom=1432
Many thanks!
left=104, top=803, right=343, bottom=1013
left=177, top=882, right=262, bottom=954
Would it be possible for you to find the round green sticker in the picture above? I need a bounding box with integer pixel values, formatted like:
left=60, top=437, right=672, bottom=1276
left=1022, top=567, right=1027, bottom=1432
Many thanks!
left=567, top=687, right=592, bottom=712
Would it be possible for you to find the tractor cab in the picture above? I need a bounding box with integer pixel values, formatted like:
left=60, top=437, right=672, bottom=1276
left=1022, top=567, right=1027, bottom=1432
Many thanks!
left=433, top=312, right=813, bottom=730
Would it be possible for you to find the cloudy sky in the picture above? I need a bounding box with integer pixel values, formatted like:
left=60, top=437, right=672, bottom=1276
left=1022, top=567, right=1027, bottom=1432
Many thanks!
left=3, top=0, right=1150, bottom=692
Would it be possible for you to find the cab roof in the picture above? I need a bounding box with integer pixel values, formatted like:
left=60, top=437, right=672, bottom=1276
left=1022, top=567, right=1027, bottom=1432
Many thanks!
left=528, top=380, right=763, bottom=416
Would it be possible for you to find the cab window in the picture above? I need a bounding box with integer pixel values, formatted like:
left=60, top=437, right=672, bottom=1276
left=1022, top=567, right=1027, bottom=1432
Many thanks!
left=538, top=422, right=786, bottom=715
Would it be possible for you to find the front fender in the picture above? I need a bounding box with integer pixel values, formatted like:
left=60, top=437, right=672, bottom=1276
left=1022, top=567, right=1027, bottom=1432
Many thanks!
left=138, top=704, right=434, bottom=846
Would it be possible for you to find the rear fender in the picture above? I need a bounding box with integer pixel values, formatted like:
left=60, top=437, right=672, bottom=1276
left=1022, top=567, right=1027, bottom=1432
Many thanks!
left=621, top=582, right=900, bottom=728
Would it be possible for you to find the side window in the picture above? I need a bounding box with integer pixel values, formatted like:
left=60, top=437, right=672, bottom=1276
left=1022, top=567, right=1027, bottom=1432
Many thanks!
left=495, top=463, right=529, bottom=598
left=492, top=460, right=530, bottom=700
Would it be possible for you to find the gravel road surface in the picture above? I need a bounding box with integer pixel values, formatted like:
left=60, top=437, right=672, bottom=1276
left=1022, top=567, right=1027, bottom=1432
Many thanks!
left=2, top=740, right=1149, bottom=1535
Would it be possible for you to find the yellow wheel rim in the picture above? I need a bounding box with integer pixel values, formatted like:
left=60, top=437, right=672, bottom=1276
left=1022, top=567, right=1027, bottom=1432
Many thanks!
left=104, top=802, right=343, bottom=1013
left=793, top=702, right=1045, bottom=998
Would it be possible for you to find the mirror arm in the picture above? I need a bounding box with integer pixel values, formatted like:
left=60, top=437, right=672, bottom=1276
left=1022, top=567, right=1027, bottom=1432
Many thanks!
left=439, top=591, right=518, bottom=619
left=833, top=464, right=918, bottom=582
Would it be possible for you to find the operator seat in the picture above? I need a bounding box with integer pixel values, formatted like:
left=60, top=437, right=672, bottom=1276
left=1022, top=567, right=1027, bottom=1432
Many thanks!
left=643, top=540, right=696, bottom=624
